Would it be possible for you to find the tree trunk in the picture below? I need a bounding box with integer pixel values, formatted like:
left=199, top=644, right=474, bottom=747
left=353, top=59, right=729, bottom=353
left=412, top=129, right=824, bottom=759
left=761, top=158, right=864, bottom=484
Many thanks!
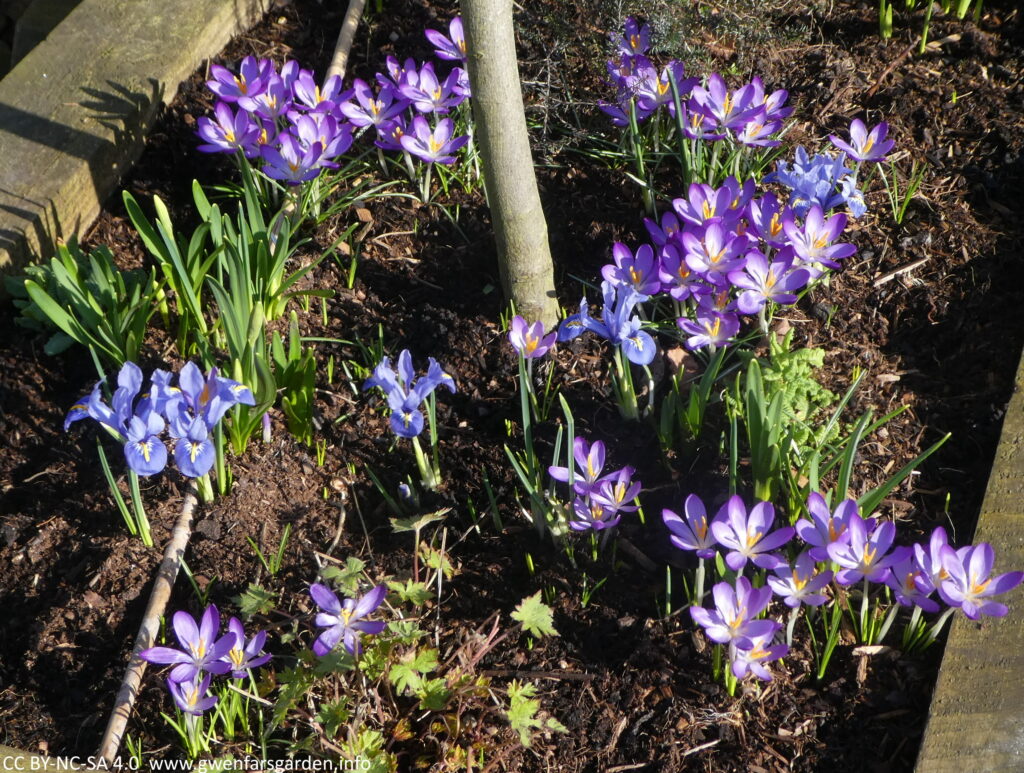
left=461, top=0, right=559, bottom=328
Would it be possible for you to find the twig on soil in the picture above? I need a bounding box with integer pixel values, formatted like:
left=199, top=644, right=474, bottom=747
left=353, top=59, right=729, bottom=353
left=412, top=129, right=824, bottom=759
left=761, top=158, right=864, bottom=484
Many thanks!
left=872, top=257, right=930, bottom=286
left=326, top=0, right=367, bottom=81
left=96, top=480, right=199, bottom=765
left=865, top=41, right=919, bottom=100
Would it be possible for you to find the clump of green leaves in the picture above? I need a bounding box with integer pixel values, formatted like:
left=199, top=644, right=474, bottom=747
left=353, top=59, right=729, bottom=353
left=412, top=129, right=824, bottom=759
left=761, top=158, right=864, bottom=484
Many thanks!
left=7, top=238, right=162, bottom=368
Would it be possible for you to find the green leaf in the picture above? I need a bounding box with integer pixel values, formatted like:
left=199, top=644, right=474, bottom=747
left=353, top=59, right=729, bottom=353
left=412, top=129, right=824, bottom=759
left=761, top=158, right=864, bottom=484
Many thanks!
left=234, top=583, right=275, bottom=617
left=320, top=556, right=365, bottom=596
left=389, top=647, right=439, bottom=694
left=506, top=680, right=542, bottom=747
left=388, top=579, right=434, bottom=606
left=512, top=592, right=558, bottom=638
left=389, top=508, right=450, bottom=534
left=416, top=677, right=452, bottom=711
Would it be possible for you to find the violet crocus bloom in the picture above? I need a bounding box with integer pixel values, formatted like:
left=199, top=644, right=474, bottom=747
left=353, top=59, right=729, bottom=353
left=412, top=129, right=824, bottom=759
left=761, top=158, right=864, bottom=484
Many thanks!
left=691, top=74, right=761, bottom=133
left=690, top=577, right=777, bottom=649
left=710, top=496, right=794, bottom=572
left=222, top=617, right=272, bottom=678
left=643, top=210, right=682, bottom=247
left=426, top=16, right=468, bottom=62
left=400, top=116, right=469, bottom=164
left=745, top=193, right=790, bottom=250
left=601, top=243, right=662, bottom=298
left=238, top=73, right=292, bottom=120
left=375, top=118, right=408, bottom=152
left=292, top=113, right=353, bottom=163
left=635, top=61, right=696, bottom=116
left=207, top=56, right=274, bottom=103
left=673, top=181, right=744, bottom=228
left=795, top=492, right=863, bottom=562
left=830, top=118, right=895, bottom=163
left=730, top=630, right=788, bottom=681
left=400, top=63, right=465, bottom=114
left=508, top=315, right=556, bottom=359
left=310, top=583, right=387, bottom=655
left=548, top=437, right=607, bottom=497
left=569, top=497, right=622, bottom=532
left=657, top=242, right=709, bottom=303
left=885, top=552, right=941, bottom=613
left=913, top=526, right=955, bottom=593
left=589, top=466, right=642, bottom=517
left=677, top=309, right=740, bottom=351
left=262, top=133, right=325, bottom=184
left=767, top=550, right=833, bottom=608
left=196, top=101, right=261, bottom=157
left=139, top=605, right=236, bottom=683
left=735, top=113, right=782, bottom=148
left=938, top=543, right=1024, bottom=620
left=663, top=494, right=718, bottom=559
left=615, top=17, right=651, bottom=57
left=292, top=71, right=350, bottom=113
left=681, top=223, right=748, bottom=286
left=827, top=517, right=907, bottom=585
left=168, top=674, right=218, bottom=716
left=783, top=205, right=857, bottom=274
left=748, top=76, right=793, bottom=122
left=729, top=250, right=810, bottom=314
left=340, top=79, right=408, bottom=129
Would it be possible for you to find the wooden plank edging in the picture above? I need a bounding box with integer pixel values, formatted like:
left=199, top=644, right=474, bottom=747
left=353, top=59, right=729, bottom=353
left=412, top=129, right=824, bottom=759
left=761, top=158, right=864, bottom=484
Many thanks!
left=916, top=348, right=1024, bottom=772
left=0, top=0, right=270, bottom=276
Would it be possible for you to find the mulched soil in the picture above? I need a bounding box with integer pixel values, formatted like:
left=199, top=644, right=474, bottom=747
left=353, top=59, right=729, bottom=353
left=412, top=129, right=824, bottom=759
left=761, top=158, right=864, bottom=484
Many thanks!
left=2, top=0, right=1023, bottom=769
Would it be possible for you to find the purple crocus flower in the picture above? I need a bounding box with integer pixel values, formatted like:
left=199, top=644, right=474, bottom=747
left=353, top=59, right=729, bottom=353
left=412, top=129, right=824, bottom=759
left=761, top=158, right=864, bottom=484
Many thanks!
left=400, top=116, right=469, bottom=164
left=196, top=102, right=261, bottom=157
left=400, top=62, right=465, bottom=114
left=681, top=222, right=748, bottom=286
left=783, top=205, right=857, bottom=274
left=735, top=113, right=781, bottom=148
left=729, top=250, right=810, bottom=314
left=691, top=74, right=761, bottom=133
left=730, top=630, right=788, bottom=681
left=673, top=181, right=744, bottom=228
left=261, top=133, right=325, bottom=184
left=795, top=492, right=863, bottom=562
left=663, top=494, right=718, bottom=559
left=657, top=242, right=709, bottom=303
left=548, top=437, right=607, bottom=498
left=139, top=605, right=236, bottom=683
left=292, top=113, right=353, bottom=164
left=748, top=76, right=793, bottom=122
left=238, top=73, right=292, bottom=120
left=938, top=543, right=1024, bottom=620
left=601, top=243, right=662, bottom=298
left=690, top=577, right=777, bottom=648
left=378, top=56, right=420, bottom=92
left=615, top=17, right=651, bottom=58
left=569, top=497, right=622, bottom=532
left=340, top=79, right=408, bottom=129
left=291, top=70, right=350, bottom=114
left=168, top=674, right=218, bottom=716
left=221, top=617, right=272, bottom=678
left=767, top=550, right=833, bottom=608
left=508, top=315, right=556, bottom=359
left=830, top=118, right=895, bottom=163
left=710, top=496, right=794, bottom=572
left=375, top=118, right=408, bottom=152
left=677, top=309, right=740, bottom=351
left=426, top=16, right=468, bottom=62
left=827, top=517, right=906, bottom=585
left=310, top=583, right=387, bottom=655
left=885, top=552, right=941, bottom=613
left=635, top=61, right=696, bottom=116
left=206, top=56, right=274, bottom=103
left=912, top=526, right=955, bottom=593
left=745, top=193, right=790, bottom=249
left=589, top=466, right=642, bottom=517
left=643, top=210, right=683, bottom=247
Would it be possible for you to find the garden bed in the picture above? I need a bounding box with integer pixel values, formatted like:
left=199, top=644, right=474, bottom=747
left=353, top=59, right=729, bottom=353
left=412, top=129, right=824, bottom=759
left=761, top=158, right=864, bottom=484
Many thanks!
left=1, top=0, right=1023, bottom=770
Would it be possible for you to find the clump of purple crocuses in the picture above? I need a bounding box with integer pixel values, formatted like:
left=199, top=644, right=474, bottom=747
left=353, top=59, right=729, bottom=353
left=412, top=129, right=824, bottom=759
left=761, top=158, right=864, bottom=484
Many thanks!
left=548, top=436, right=641, bottom=534
left=670, top=490, right=1023, bottom=685
left=64, top=361, right=256, bottom=479
left=198, top=16, right=472, bottom=186
left=139, top=604, right=271, bottom=717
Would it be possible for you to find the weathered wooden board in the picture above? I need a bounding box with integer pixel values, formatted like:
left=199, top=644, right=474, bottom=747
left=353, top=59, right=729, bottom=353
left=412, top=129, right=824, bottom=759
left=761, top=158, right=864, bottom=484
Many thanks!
left=0, top=0, right=269, bottom=277
left=916, top=353, right=1024, bottom=772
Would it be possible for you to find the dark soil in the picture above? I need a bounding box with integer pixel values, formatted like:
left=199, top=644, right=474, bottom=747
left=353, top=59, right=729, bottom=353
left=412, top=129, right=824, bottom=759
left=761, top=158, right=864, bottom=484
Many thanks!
left=2, top=0, right=1023, bottom=770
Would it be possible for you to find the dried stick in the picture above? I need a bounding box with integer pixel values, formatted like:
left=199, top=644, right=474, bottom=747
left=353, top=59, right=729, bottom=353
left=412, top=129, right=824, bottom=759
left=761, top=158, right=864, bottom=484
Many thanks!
left=325, top=0, right=367, bottom=81
left=96, top=481, right=200, bottom=765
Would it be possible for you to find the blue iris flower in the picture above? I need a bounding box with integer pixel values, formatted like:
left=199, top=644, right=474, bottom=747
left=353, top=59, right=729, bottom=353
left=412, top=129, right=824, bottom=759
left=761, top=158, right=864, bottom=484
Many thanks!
left=558, top=281, right=657, bottom=366
left=363, top=350, right=456, bottom=439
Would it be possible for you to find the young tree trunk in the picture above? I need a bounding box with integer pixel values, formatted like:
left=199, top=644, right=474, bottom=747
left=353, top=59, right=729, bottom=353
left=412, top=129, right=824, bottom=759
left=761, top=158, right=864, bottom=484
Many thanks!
left=461, top=0, right=559, bottom=328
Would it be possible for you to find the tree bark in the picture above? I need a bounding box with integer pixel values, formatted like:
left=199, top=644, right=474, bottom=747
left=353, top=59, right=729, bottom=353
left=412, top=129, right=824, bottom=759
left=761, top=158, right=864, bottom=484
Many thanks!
left=461, top=0, right=559, bottom=328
